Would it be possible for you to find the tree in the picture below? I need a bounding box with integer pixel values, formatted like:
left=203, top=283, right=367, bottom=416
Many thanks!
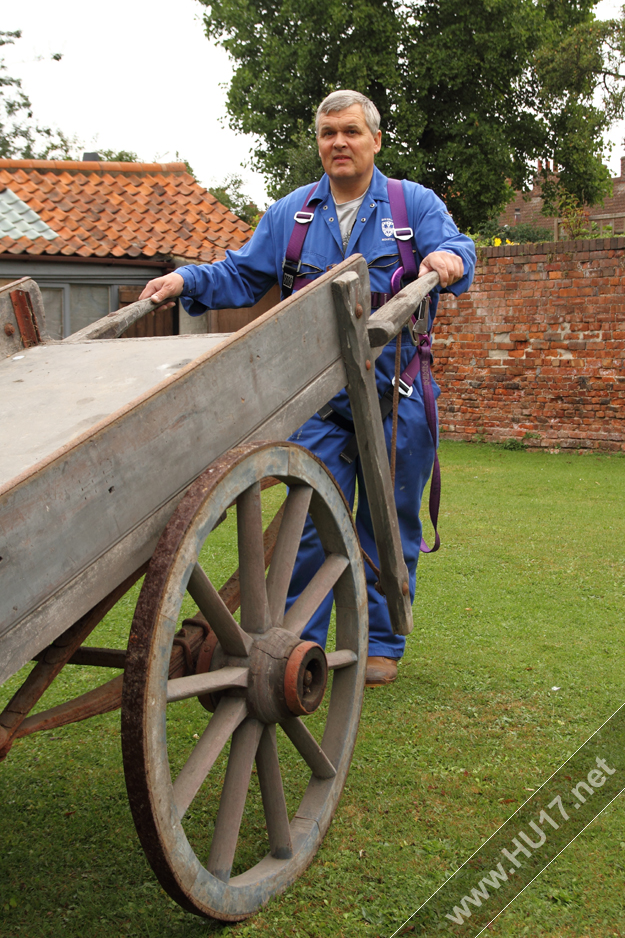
left=99, top=148, right=140, bottom=162
left=200, top=0, right=618, bottom=230
left=267, top=121, right=322, bottom=201
left=208, top=174, right=261, bottom=226
left=0, top=30, right=72, bottom=159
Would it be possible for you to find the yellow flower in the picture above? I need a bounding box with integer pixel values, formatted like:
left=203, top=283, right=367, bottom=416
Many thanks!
left=493, top=237, right=502, bottom=246
left=506, top=239, right=512, bottom=244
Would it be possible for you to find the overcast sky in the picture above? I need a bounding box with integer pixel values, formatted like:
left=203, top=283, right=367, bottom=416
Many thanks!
left=5, top=0, right=625, bottom=209
left=4, top=0, right=271, bottom=204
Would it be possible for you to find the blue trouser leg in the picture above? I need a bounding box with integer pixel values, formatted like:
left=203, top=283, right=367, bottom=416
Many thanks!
left=286, top=355, right=437, bottom=657
left=285, top=415, right=358, bottom=645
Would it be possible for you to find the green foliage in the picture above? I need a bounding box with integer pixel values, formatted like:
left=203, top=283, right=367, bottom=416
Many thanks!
left=174, top=150, right=199, bottom=181
left=200, top=0, right=615, bottom=231
left=501, top=437, right=527, bottom=451
left=266, top=121, right=322, bottom=201
left=546, top=187, right=591, bottom=238
left=208, top=173, right=261, bottom=226
left=539, top=186, right=616, bottom=239
left=98, top=148, right=140, bottom=163
left=0, top=30, right=73, bottom=159
left=467, top=221, right=554, bottom=247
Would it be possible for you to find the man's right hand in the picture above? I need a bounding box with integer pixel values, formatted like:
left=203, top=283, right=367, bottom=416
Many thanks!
left=139, top=272, right=185, bottom=308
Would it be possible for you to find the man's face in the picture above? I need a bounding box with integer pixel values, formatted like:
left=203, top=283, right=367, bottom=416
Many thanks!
left=317, top=104, right=382, bottom=188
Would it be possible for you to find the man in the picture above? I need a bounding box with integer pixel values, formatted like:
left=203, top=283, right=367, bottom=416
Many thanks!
left=140, top=90, right=476, bottom=686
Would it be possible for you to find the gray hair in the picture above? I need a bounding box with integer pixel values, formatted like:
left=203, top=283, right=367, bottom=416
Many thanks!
left=315, top=90, right=381, bottom=137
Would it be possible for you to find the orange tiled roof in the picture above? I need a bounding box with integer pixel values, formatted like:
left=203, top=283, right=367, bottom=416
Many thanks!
left=0, top=159, right=252, bottom=263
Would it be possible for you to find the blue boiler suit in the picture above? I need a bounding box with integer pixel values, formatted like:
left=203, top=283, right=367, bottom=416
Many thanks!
left=177, top=166, right=476, bottom=658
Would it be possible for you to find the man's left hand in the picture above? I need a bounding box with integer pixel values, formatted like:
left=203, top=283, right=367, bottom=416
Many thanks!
left=419, top=251, right=464, bottom=288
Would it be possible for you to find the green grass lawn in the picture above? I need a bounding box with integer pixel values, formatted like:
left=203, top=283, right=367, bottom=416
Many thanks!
left=1, top=441, right=624, bottom=938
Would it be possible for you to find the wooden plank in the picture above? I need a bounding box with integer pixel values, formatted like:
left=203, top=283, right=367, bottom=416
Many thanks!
left=366, top=270, right=438, bottom=348
left=11, top=290, right=41, bottom=348
left=0, top=256, right=367, bottom=683
left=332, top=271, right=414, bottom=637
left=0, top=487, right=182, bottom=684
left=13, top=619, right=208, bottom=741
left=14, top=674, right=124, bottom=737
left=63, top=646, right=127, bottom=668
left=0, top=564, right=145, bottom=753
left=0, top=333, right=228, bottom=484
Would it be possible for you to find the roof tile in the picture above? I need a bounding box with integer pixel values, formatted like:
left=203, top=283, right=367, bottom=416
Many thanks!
left=0, top=158, right=253, bottom=262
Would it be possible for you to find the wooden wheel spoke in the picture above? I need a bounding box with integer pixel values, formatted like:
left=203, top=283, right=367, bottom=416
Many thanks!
left=219, top=501, right=286, bottom=614
left=325, top=650, right=358, bottom=670
left=256, top=724, right=293, bottom=860
left=283, top=553, right=349, bottom=637
left=237, top=482, right=272, bottom=634
left=187, top=563, right=252, bottom=657
left=173, top=697, right=248, bottom=819
left=166, top=667, right=249, bottom=703
left=279, top=717, right=336, bottom=779
left=265, top=485, right=313, bottom=628
left=207, top=718, right=264, bottom=882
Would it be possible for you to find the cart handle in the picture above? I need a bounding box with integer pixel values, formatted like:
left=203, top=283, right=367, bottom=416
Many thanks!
left=367, top=270, right=439, bottom=348
left=63, top=296, right=171, bottom=344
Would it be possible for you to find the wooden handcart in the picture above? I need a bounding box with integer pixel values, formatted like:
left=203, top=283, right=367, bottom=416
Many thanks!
left=0, top=257, right=436, bottom=920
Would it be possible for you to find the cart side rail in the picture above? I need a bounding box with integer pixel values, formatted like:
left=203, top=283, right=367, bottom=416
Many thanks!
left=0, top=256, right=367, bottom=682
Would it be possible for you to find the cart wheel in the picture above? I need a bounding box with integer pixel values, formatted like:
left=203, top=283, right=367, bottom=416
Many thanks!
left=121, top=441, right=367, bottom=921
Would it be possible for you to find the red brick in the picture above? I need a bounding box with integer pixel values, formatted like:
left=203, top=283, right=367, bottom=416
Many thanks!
left=435, top=241, right=624, bottom=451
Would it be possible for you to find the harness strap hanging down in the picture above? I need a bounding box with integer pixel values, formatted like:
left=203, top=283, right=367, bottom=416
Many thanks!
left=389, top=334, right=402, bottom=488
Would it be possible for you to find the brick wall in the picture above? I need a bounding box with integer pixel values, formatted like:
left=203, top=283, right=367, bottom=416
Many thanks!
left=434, top=238, right=625, bottom=451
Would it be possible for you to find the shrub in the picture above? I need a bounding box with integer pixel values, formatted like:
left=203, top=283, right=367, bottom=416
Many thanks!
left=466, top=221, right=554, bottom=247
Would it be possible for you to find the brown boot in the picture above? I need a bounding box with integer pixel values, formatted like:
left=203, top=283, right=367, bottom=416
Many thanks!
left=365, top=656, right=399, bottom=686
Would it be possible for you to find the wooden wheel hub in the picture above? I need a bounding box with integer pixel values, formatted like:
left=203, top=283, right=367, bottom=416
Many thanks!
left=212, top=631, right=328, bottom=724
left=284, top=641, right=327, bottom=716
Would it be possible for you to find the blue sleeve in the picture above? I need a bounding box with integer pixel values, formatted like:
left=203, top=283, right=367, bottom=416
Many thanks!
left=177, top=208, right=280, bottom=316
left=409, top=186, right=476, bottom=296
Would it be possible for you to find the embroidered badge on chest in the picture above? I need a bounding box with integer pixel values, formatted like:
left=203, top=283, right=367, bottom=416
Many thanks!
left=381, top=217, right=394, bottom=238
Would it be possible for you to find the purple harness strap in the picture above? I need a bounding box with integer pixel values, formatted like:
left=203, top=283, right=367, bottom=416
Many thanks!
left=395, top=333, right=440, bottom=553
left=282, top=184, right=319, bottom=296
left=387, top=178, right=418, bottom=293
